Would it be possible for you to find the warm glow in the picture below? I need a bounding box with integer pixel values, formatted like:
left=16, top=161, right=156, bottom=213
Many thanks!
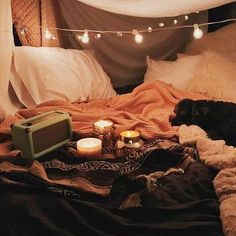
left=193, top=24, right=203, bottom=39
left=81, top=30, right=90, bottom=43
left=132, top=30, right=143, bottom=44
left=94, top=120, right=113, bottom=129
left=117, top=32, right=123, bottom=37
left=95, top=33, right=101, bottom=39
left=134, top=33, right=143, bottom=44
left=77, top=138, right=102, bottom=158
left=148, top=27, right=152, bottom=32
left=44, top=29, right=52, bottom=39
left=120, top=130, right=140, bottom=138
left=44, top=29, right=56, bottom=40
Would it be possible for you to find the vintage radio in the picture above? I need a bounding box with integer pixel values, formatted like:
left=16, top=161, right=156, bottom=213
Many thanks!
left=11, top=111, right=73, bottom=159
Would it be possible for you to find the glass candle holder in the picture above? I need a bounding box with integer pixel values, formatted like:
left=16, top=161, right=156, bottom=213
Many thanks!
left=93, top=119, right=115, bottom=154
left=115, top=130, right=144, bottom=159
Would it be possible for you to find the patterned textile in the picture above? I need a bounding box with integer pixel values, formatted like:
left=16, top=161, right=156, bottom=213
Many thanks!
left=0, top=139, right=223, bottom=236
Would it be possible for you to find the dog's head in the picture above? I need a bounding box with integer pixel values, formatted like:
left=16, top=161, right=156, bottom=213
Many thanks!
left=170, top=99, right=201, bottom=126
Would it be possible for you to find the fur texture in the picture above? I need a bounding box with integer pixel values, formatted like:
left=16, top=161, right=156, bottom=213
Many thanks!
left=171, top=99, right=236, bottom=146
left=186, top=51, right=236, bottom=103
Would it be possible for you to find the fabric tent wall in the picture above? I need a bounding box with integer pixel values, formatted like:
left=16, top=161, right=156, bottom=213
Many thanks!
left=0, top=0, right=61, bottom=120
left=12, top=0, right=61, bottom=47
left=0, top=0, right=18, bottom=120
left=0, top=0, right=234, bottom=119
left=59, top=0, right=208, bottom=88
left=77, top=0, right=236, bottom=17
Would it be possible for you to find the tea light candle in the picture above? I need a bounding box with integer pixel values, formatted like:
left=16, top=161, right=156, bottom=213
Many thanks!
left=115, top=130, right=143, bottom=159
left=93, top=119, right=114, bottom=133
left=77, top=138, right=102, bottom=159
left=120, top=130, right=141, bottom=145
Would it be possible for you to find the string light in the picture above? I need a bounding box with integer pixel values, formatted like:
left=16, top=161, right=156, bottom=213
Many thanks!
left=193, top=23, right=203, bottom=39
left=7, top=17, right=236, bottom=44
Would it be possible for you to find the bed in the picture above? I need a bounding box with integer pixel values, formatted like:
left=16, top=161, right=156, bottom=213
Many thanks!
left=0, top=22, right=236, bottom=236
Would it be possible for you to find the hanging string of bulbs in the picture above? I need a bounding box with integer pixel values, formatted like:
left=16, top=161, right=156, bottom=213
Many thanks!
left=17, top=16, right=236, bottom=44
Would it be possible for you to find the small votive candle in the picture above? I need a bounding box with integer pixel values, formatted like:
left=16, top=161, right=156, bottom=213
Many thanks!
left=93, top=119, right=115, bottom=154
left=116, top=130, right=144, bottom=159
left=77, top=138, right=102, bottom=159
left=120, top=131, right=141, bottom=145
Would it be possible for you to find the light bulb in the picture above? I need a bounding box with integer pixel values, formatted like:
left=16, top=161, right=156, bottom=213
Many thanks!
left=148, top=27, right=152, bottom=33
left=76, top=34, right=82, bottom=41
left=134, top=33, right=143, bottom=44
left=193, top=24, right=203, bottom=39
left=159, top=22, right=165, bottom=27
left=81, top=30, right=89, bottom=43
left=95, top=33, right=101, bottom=40
left=132, top=30, right=143, bottom=44
left=44, top=29, right=52, bottom=39
left=174, top=19, right=178, bottom=25
left=184, top=15, right=189, bottom=21
left=117, top=32, right=123, bottom=37
left=20, top=28, right=27, bottom=35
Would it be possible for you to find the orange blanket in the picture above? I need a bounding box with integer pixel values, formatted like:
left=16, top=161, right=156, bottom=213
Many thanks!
left=0, top=81, right=205, bottom=156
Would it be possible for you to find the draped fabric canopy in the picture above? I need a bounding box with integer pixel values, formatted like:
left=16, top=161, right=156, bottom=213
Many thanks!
left=0, top=0, right=235, bottom=119
left=59, top=0, right=208, bottom=87
left=77, top=0, right=235, bottom=17
left=0, top=0, right=19, bottom=120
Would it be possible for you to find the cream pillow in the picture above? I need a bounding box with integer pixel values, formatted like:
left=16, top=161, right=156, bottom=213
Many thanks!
left=11, top=46, right=116, bottom=107
left=186, top=51, right=236, bottom=103
left=144, top=55, right=201, bottom=90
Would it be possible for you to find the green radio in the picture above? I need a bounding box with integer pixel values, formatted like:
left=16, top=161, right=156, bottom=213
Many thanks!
left=11, top=111, right=73, bottom=159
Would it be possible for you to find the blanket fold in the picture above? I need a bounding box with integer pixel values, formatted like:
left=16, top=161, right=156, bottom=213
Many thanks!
left=0, top=80, right=205, bottom=157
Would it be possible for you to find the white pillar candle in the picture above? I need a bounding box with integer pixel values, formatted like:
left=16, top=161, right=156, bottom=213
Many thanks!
left=77, top=138, right=102, bottom=159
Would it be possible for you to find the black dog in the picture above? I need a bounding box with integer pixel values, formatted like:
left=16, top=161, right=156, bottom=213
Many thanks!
left=170, top=99, right=236, bottom=146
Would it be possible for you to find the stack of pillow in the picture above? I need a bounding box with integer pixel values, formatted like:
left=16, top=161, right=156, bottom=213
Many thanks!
left=11, top=47, right=117, bottom=108
left=144, top=22, right=236, bottom=103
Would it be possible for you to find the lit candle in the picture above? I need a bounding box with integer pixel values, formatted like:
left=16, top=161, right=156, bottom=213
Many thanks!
left=77, top=138, right=102, bottom=159
left=93, top=119, right=115, bottom=154
left=120, top=130, right=141, bottom=145
left=93, top=120, right=114, bottom=133
left=115, top=130, right=143, bottom=159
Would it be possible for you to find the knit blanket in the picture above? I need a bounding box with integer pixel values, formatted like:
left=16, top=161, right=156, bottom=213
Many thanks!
left=0, top=80, right=204, bottom=157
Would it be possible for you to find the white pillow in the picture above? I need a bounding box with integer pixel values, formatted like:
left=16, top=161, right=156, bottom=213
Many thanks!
left=144, top=55, right=201, bottom=90
left=184, top=22, right=236, bottom=61
left=186, top=51, right=236, bottom=103
left=11, top=46, right=116, bottom=107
